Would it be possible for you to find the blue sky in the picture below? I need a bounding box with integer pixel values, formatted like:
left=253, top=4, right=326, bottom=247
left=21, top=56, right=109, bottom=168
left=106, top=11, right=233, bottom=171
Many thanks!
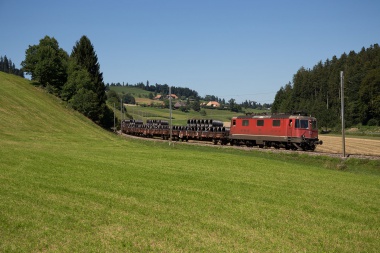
left=1, top=0, right=379, bottom=104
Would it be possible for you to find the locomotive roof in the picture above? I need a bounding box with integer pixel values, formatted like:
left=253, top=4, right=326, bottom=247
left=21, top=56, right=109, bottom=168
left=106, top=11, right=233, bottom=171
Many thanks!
left=234, top=113, right=315, bottom=119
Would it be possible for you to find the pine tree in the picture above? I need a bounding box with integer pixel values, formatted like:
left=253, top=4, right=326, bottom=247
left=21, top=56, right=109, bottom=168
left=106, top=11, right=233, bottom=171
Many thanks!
left=3, top=55, right=9, bottom=73
left=69, top=36, right=113, bottom=127
left=70, top=36, right=106, bottom=106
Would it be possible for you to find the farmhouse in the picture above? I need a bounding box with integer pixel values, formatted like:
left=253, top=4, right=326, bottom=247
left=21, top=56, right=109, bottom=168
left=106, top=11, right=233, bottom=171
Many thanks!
left=167, top=94, right=178, bottom=99
left=206, top=101, right=220, bottom=107
left=174, top=101, right=187, bottom=109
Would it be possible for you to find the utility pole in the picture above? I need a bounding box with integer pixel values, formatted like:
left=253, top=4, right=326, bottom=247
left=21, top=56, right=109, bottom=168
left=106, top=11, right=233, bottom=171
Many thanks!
left=120, top=95, right=123, bottom=129
left=340, top=71, right=346, bottom=158
left=169, top=86, right=173, bottom=145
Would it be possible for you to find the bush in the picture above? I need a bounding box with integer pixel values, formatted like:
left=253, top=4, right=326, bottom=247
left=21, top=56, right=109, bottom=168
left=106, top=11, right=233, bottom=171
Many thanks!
left=367, top=119, right=379, bottom=126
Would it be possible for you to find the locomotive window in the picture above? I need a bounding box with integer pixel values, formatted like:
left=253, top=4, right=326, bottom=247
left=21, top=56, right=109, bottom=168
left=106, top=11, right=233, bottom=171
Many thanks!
left=312, top=120, right=317, bottom=129
left=295, top=119, right=309, bottom=129
left=232, top=120, right=236, bottom=126
left=272, top=120, right=280, bottom=127
left=242, top=120, right=249, bottom=126
left=257, top=120, right=264, bottom=126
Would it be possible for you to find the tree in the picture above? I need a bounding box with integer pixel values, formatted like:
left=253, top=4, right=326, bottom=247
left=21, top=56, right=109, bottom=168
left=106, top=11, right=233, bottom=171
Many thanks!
left=106, top=90, right=121, bottom=110
left=228, top=98, right=241, bottom=112
left=3, top=55, right=9, bottom=73
left=70, top=36, right=106, bottom=105
left=21, top=36, right=68, bottom=92
left=191, top=99, right=201, bottom=112
left=122, top=94, right=135, bottom=104
left=70, top=35, right=113, bottom=127
left=70, top=88, right=99, bottom=120
left=359, top=68, right=380, bottom=124
left=61, top=60, right=92, bottom=101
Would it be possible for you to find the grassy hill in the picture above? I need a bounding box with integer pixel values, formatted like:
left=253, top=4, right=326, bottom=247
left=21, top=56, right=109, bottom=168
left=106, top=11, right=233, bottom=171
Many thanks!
left=1, top=72, right=380, bottom=252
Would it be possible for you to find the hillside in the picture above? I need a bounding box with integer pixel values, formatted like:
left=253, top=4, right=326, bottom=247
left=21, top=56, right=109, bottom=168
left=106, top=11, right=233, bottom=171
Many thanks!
left=1, top=72, right=379, bottom=252
left=0, top=72, right=112, bottom=143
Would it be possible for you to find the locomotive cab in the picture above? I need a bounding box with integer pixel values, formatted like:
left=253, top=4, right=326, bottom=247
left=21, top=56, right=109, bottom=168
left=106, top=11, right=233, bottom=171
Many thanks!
left=290, top=116, right=322, bottom=150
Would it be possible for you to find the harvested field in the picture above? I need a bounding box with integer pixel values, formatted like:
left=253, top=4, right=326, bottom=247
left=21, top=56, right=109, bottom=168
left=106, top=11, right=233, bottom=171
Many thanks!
left=316, top=135, right=380, bottom=156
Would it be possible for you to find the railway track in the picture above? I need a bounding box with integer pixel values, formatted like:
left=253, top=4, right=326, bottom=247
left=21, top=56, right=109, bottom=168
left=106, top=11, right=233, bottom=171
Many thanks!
left=119, top=131, right=380, bottom=160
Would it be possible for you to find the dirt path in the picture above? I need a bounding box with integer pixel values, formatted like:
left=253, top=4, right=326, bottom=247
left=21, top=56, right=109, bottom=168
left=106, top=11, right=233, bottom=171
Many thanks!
left=316, top=135, right=380, bottom=156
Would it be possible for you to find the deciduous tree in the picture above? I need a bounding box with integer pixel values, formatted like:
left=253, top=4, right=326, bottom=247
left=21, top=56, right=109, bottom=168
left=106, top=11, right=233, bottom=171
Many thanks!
left=21, top=36, right=68, bottom=92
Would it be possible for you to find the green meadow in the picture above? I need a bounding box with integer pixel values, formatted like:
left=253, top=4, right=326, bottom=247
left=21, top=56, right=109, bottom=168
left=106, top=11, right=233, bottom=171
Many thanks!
left=1, top=72, right=379, bottom=252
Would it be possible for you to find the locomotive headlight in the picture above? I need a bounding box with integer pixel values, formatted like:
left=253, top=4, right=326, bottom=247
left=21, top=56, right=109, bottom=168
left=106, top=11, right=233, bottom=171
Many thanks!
left=302, top=134, right=305, bottom=138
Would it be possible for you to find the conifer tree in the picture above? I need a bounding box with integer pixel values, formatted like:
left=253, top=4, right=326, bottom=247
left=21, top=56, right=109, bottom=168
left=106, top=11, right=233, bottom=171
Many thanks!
left=69, top=36, right=113, bottom=127
left=70, top=36, right=106, bottom=106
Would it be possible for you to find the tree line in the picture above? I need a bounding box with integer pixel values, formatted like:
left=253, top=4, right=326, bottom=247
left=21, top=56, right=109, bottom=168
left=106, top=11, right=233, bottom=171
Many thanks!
left=272, top=44, right=380, bottom=128
left=0, top=55, right=24, bottom=77
left=108, top=81, right=200, bottom=100
left=21, top=35, right=113, bottom=128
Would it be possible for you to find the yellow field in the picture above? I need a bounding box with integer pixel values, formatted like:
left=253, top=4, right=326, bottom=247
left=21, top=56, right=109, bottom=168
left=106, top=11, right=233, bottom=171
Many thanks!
left=316, top=135, right=380, bottom=156
left=135, top=97, right=164, bottom=105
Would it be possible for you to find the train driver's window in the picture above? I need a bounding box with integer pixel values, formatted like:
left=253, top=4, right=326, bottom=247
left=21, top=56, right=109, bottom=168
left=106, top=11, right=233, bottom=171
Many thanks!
left=232, top=120, right=236, bottom=126
left=312, top=120, right=317, bottom=129
left=295, top=119, right=309, bottom=129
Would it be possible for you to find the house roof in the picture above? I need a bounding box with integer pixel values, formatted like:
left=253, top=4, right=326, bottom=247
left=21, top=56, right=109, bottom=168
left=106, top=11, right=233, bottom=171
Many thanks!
left=167, top=94, right=178, bottom=99
left=206, top=101, right=220, bottom=107
left=174, top=101, right=186, bottom=108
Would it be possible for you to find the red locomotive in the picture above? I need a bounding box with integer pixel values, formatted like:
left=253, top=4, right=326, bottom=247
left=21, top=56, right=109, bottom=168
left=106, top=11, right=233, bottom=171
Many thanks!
left=121, top=112, right=323, bottom=151
left=229, top=113, right=322, bottom=151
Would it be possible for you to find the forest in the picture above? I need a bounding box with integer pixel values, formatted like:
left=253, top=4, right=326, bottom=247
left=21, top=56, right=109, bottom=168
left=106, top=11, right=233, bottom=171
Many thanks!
left=0, top=55, right=24, bottom=77
left=272, top=44, right=380, bottom=128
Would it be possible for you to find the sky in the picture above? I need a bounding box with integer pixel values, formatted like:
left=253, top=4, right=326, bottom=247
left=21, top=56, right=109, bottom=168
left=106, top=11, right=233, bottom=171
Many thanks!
left=1, top=0, right=379, bottom=104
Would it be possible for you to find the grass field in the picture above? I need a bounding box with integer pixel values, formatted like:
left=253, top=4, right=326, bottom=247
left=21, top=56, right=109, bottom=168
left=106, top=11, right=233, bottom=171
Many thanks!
left=109, top=85, right=153, bottom=98
left=1, top=72, right=380, bottom=252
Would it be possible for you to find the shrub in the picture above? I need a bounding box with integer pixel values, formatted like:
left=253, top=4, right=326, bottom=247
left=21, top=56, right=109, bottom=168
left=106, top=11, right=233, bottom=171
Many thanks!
left=367, top=118, right=379, bottom=126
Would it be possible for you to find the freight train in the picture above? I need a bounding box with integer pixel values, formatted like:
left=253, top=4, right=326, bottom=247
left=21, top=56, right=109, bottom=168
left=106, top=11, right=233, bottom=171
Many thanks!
left=121, top=113, right=323, bottom=151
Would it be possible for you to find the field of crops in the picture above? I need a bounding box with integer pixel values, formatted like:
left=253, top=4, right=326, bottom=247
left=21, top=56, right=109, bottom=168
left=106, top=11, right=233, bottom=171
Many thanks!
left=317, top=135, right=380, bottom=156
left=1, top=73, right=379, bottom=252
